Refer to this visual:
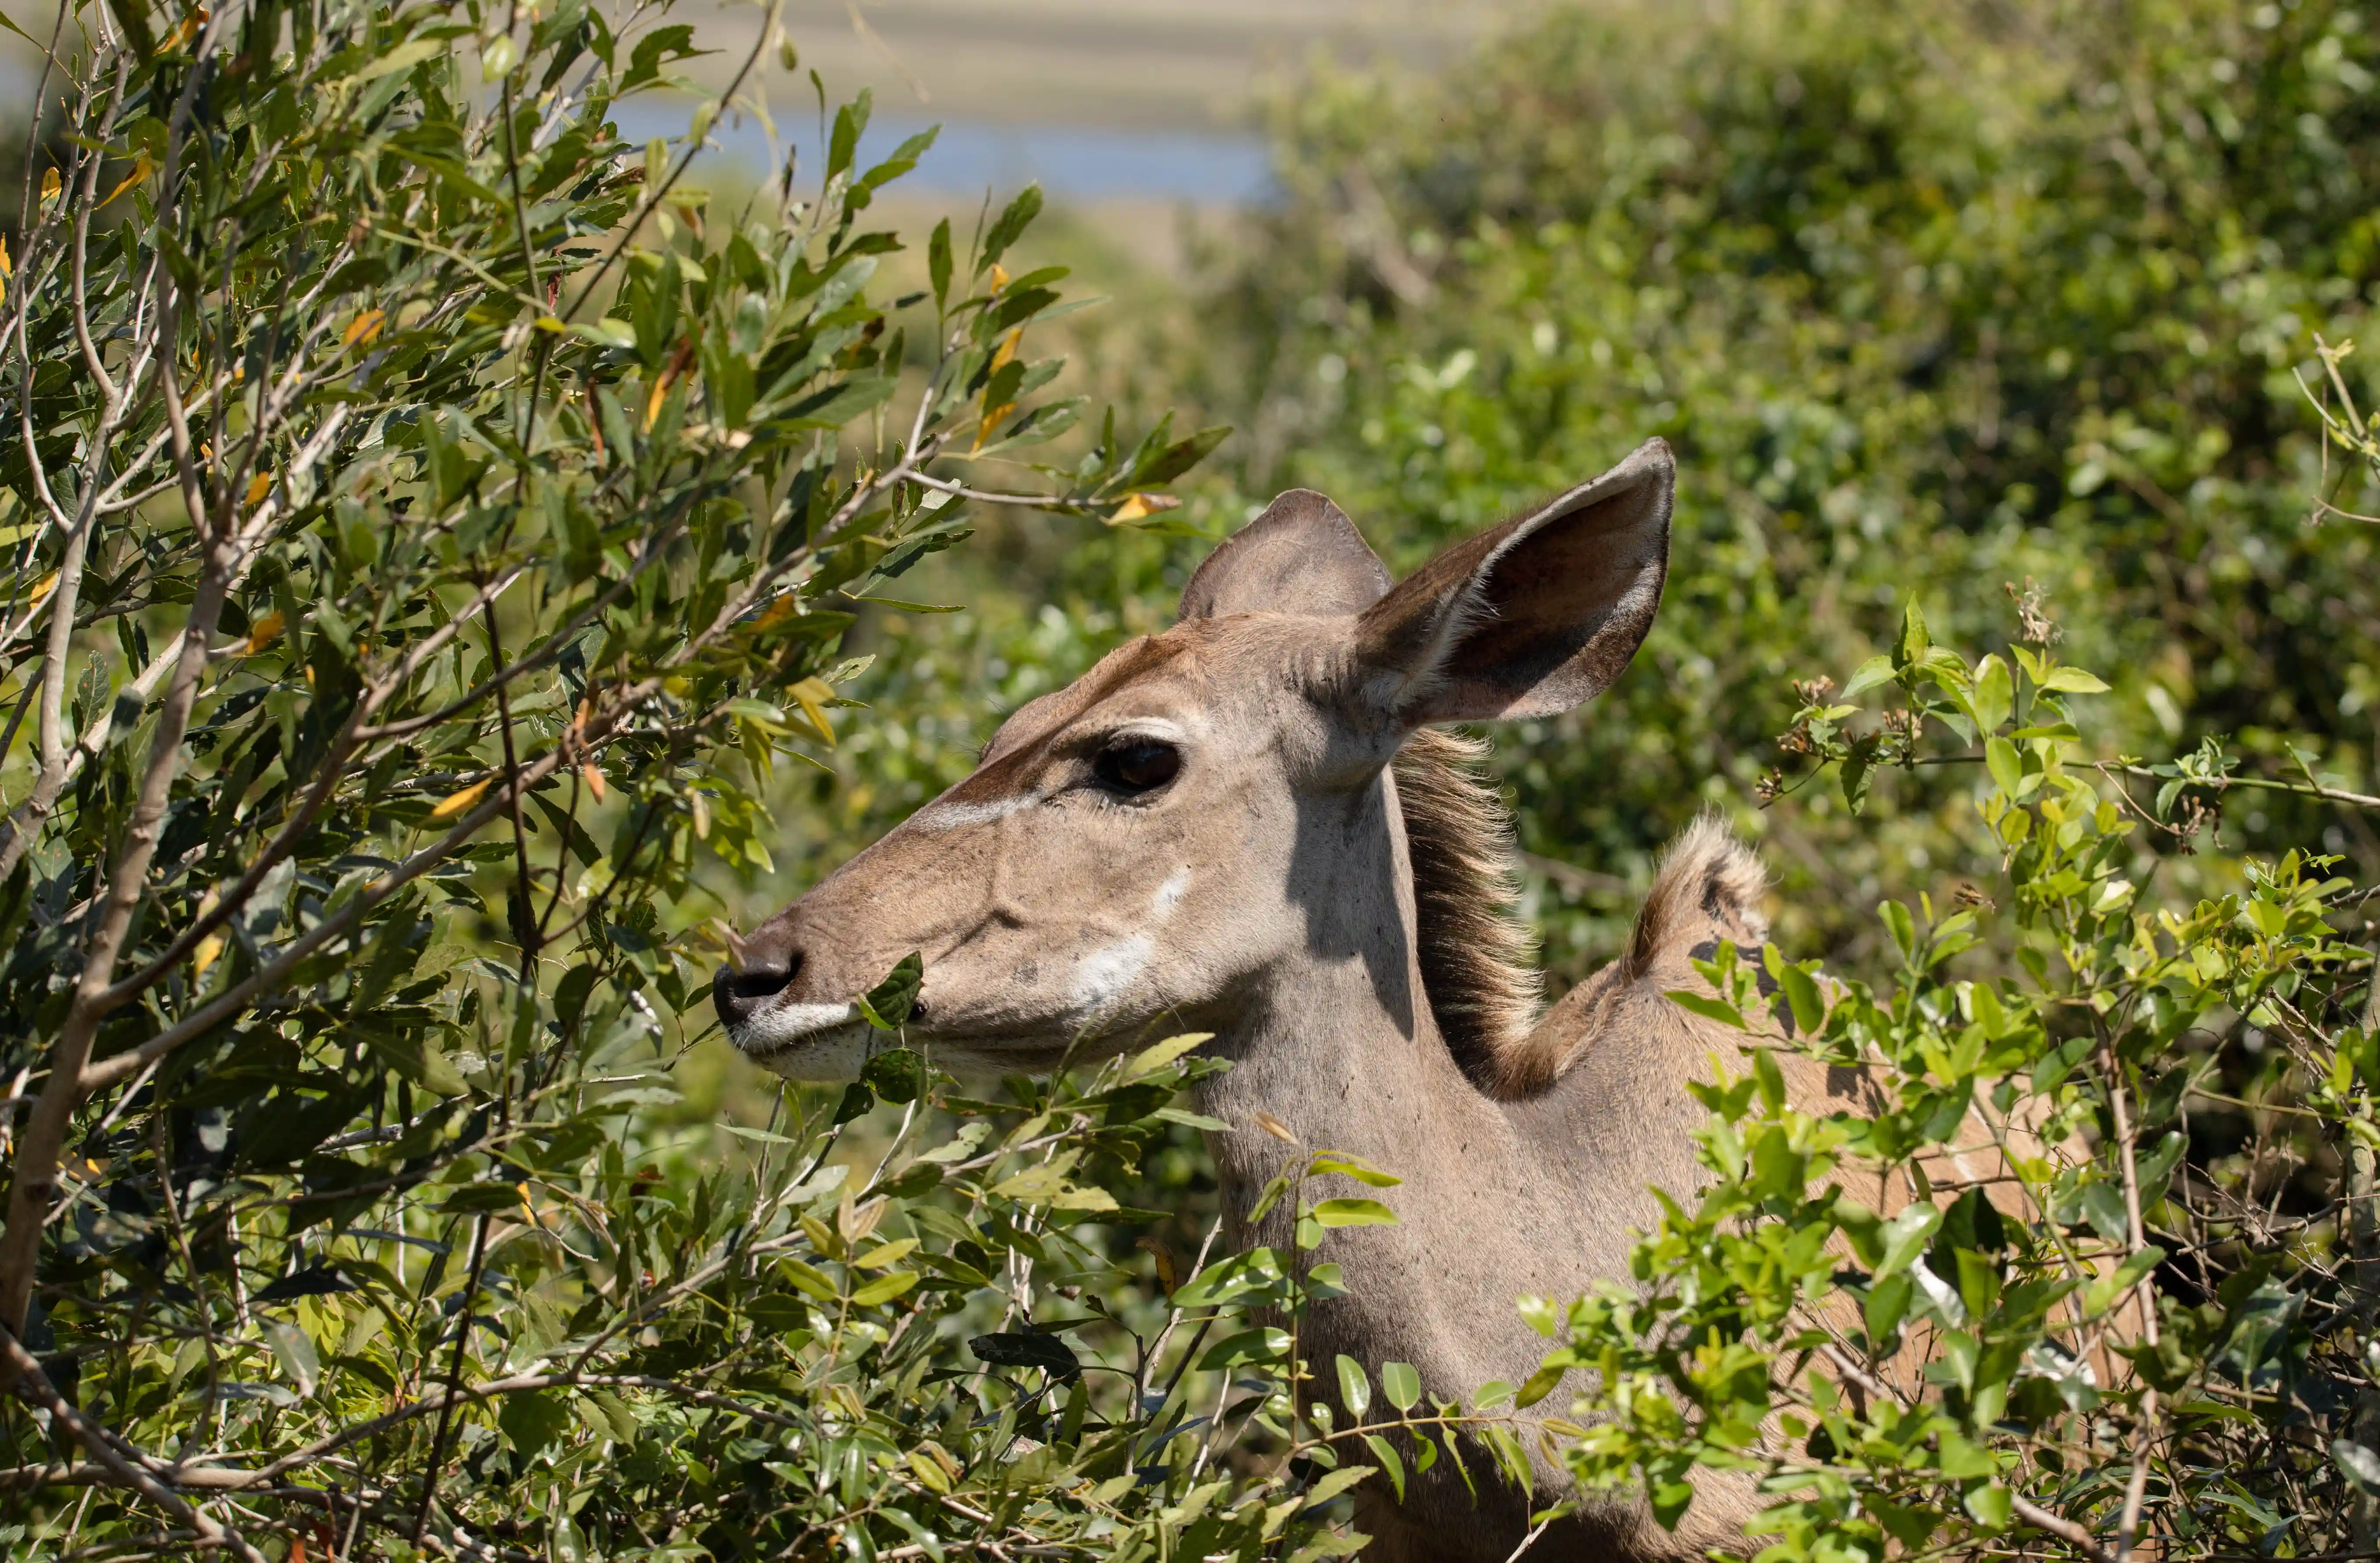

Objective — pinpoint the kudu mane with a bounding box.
[1395,725,1773,1097]
[1391,726,1541,1086]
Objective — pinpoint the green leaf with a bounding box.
[1984,736,2023,799]
[780,1260,840,1301]
[1336,1354,1372,1417]
[354,37,444,82]
[970,1331,1080,1380]
[262,1321,319,1397]
[1970,653,2013,732]
[1120,1031,1212,1083]
[500,1390,570,1459]
[849,1269,919,1307]
[1197,1327,1290,1370]
[2038,665,2110,694]
[827,88,871,180]
[1309,1198,1399,1229]
[978,184,1044,274]
[1664,989,1747,1029]
[1875,1203,1942,1279]
[1964,1480,2013,1528]
[928,218,952,305]
[1880,899,1918,964]
[1895,599,1929,665]
[2084,1246,2165,1318]
[1379,1361,1421,1412]
[1305,1465,1376,1507]
[1840,654,1897,700]
[1514,1360,1567,1408]
[1777,962,1824,1035]
[1362,1435,1406,1500]
[1306,1151,1401,1188]
[861,1048,928,1104]
[856,951,922,1028]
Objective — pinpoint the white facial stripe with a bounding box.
[1152,868,1190,917]
[912,792,1038,832]
[1071,933,1152,1016]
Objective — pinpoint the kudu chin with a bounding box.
[713,440,2009,1562]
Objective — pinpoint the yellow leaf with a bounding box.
[191,934,224,984]
[245,610,284,653]
[99,153,153,209]
[1253,1111,1299,1143]
[689,788,710,838]
[40,168,60,206]
[245,471,270,507]
[644,373,668,432]
[973,328,1025,451]
[581,763,606,803]
[534,314,566,333]
[342,308,385,348]
[789,676,836,746]
[431,776,493,818]
[28,571,58,609]
[1110,492,1180,524]
[0,235,11,277]
[158,4,209,53]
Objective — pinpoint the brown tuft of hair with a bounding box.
[1620,813,1769,985]
[1393,727,1543,1087]
[1396,746,1770,1098]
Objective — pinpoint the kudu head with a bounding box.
[715,439,1674,1079]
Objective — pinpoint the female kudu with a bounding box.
[714,440,1810,1561]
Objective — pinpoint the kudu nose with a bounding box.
[712,940,801,1030]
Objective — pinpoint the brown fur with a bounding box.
[721,442,1880,1561]
[1413,800,1773,1100]
[1393,726,1543,1088]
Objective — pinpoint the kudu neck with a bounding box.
[1191,766,1512,1228]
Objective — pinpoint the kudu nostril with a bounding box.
[711,948,801,1028]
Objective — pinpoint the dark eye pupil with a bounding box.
[1098,739,1180,792]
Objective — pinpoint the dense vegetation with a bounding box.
[778,0,2380,1553]
[7,0,2380,1558]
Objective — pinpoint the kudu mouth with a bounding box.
[710,932,875,1071]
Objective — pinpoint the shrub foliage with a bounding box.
[10,0,2380,1560]
[0,2,1350,1558]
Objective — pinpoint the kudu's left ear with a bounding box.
[1351,438,1673,724]
[1180,489,1393,619]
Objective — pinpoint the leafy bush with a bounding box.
[729,1,2380,1556]
[1510,602,2379,1556]
[16,0,2380,1559]
[0,3,1338,1558]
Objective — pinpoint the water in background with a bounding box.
[611,99,1276,207]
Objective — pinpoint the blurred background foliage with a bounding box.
[752,0,2380,999]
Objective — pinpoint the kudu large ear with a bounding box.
[1351,438,1673,724]
[1180,489,1393,619]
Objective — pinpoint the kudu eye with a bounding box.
[1093,737,1181,795]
